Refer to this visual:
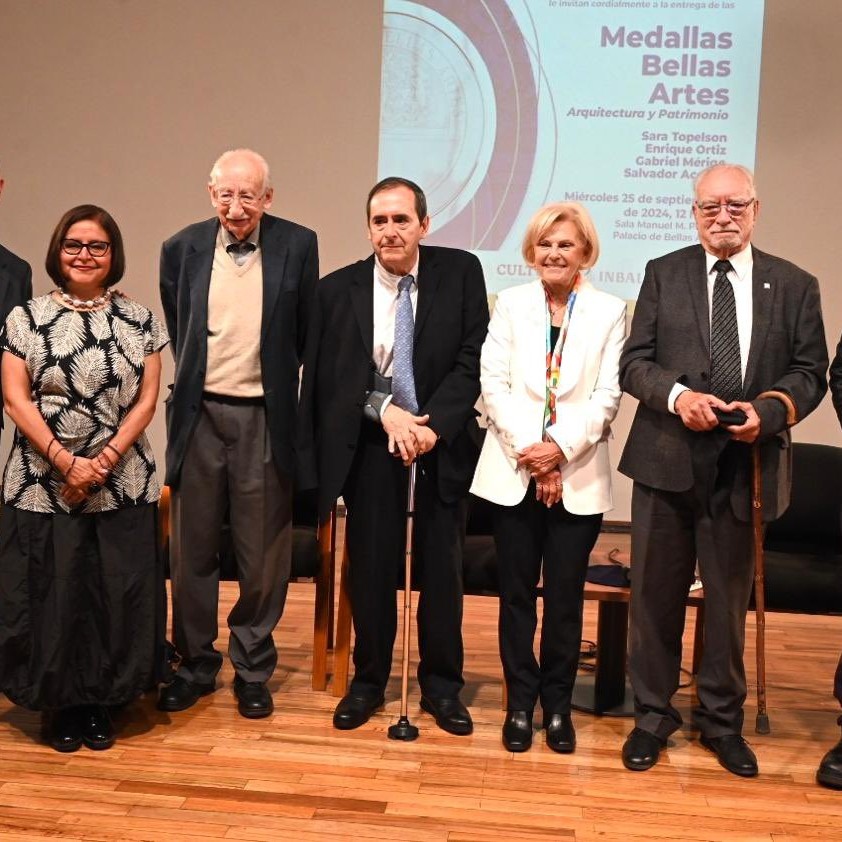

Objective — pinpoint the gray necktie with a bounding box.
[709,259,742,402]
[392,275,418,414]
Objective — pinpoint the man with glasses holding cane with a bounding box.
[618,163,827,777]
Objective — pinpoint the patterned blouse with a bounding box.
[2,293,169,514]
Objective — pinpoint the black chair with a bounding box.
[761,442,842,614]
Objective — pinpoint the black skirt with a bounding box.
[0,503,166,711]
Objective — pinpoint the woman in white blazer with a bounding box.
[471,202,626,753]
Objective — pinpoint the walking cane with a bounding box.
[750,443,770,735]
[388,460,420,741]
[751,390,797,735]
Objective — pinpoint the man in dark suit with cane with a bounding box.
[619,163,827,777]
[299,177,488,734]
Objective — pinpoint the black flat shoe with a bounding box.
[333,693,385,730]
[817,737,842,789]
[544,713,575,754]
[502,710,533,752]
[700,734,758,777]
[46,708,83,753]
[157,676,216,712]
[234,678,273,719]
[622,727,665,771]
[420,696,473,736]
[81,705,115,751]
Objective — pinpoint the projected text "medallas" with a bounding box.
[601,25,733,106]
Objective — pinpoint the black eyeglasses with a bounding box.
[694,199,756,219]
[61,239,111,257]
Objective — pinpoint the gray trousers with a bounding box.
[170,398,292,685]
[628,479,753,741]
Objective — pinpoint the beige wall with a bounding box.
[1,0,839,519]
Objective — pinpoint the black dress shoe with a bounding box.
[420,696,473,736]
[234,678,273,719]
[544,713,576,754]
[333,693,385,730]
[622,727,664,771]
[700,734,758,777]
[157,676,216,712]
[502,710,533,752]
[45,708,83,753]
[81,705,115,750]
[817,737,842,789]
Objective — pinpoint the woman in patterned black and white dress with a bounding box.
[0,205,169,752]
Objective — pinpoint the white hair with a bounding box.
[693,163,757,199]
[209,149,271,193]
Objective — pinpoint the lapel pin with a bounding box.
[763,283,770,289]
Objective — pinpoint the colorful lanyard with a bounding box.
[543,279,578,430]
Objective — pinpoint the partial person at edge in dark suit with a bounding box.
[816,337,842,788]
[0,164,34,435]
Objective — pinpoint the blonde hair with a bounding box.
[521,202,600,269]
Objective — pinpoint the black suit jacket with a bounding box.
[299,245,489,518]
[826,335,842,430]
[159,214,318,487]
[0,243,33,431]
[618,244,828,521]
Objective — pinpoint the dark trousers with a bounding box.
[628,479,754,740]
[342,424,466,700]
[170,398,292,685]
[494,487,602,714]
[834,655,842,711]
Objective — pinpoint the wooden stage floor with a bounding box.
[1,553,842,840]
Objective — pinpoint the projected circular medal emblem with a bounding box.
[379,0,538,250]
[379,2,496,233]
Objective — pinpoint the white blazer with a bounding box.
[470,279,627,515]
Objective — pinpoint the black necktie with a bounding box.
[709,259,742,402]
